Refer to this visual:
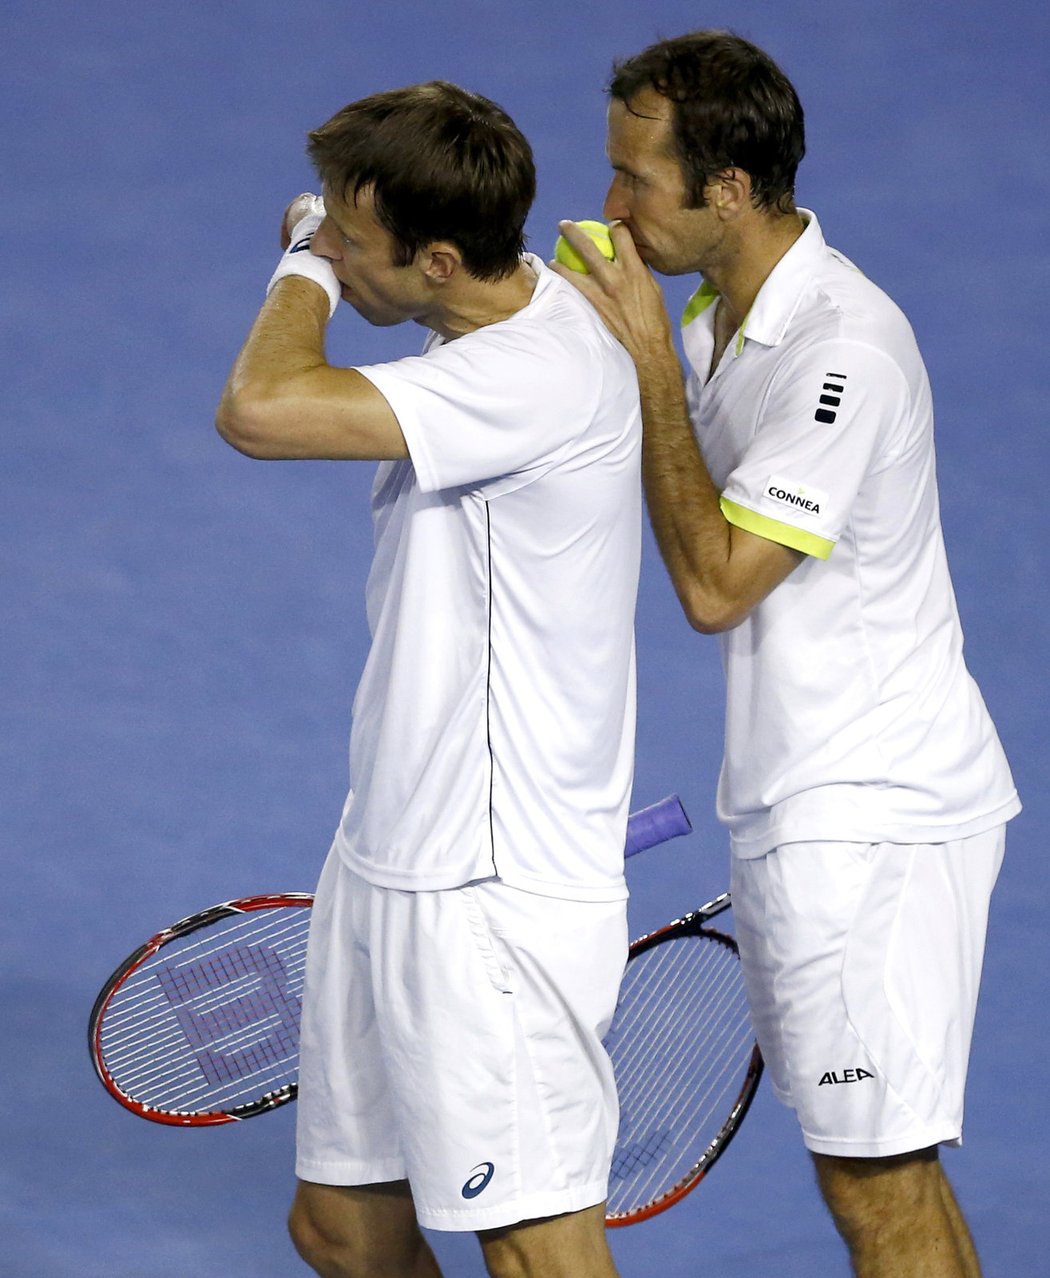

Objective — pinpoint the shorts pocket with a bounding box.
[461,888,515,995]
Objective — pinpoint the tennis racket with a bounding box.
[603,892,763,1226]
[89,794,693,1129]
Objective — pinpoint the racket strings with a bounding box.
[102,912,308,1052]
[611,936,741,1095]
[604,930,755,1216]
[614,953,749,1136]
[103,909,307,1023]
[97,906,311,1114]
[102,911,307,1052]
[101,995,303,1111]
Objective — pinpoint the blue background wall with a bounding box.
[2,1,1046,1272]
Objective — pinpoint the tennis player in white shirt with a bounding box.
[218,81,641,1278]
[555,30,1020,1278]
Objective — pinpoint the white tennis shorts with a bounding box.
[295,846,628,1231]
[730,827,1006,1158]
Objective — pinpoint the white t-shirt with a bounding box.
[332,256,642,898]
[682,213,1019,857]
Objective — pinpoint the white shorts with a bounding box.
[730,827,1005,1158]
[295,846,628,1231]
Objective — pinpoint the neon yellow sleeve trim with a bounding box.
[720,497,835,560]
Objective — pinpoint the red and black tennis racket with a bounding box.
[89,891,313,1127]
[603,892,763,1226]
[89,794,761,1225]
[88,795,693,1128]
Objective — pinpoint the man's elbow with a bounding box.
[215,388,284,459]
[672,537,801,633]
[678,585,750,634]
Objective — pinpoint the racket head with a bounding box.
[86,797,689,1129]
[89,893,313,1126]
[604,899,763,1226]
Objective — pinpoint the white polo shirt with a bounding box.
[332,256,642,899]
[682,212,1019,857]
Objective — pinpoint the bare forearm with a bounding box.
[216,279,331,458]
[232,277,329,384]
[639,353,803,629]
[551,220,802,628]
[635,350,760,633]
[215,275,405,462]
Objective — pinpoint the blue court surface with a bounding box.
[3,1,1047,1273]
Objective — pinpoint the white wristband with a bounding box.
[266,211,341,318]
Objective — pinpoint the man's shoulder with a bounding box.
[805,244,913,339]
[771,247,922,388]
[499,263,640,394]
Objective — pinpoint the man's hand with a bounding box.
[280,192,326,250]
[549,220,676,366]
[216,190,407,463]
[267,193,340,318]
[551,219,801,632]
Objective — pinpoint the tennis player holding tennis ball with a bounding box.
[553,31,1020,1278]
[217,82,640,1278]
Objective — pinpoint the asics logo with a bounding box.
[289,235,314,254]
[461,1162,495,1199]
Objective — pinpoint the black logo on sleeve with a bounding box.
[815,372,847,424]
[818,1067,875,1085]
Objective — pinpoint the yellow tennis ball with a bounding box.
[554,220,615,273]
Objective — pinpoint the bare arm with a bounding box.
[215,197,407,462]
[551,221,800,632]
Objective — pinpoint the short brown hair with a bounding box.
[307,81,536,281]
[610,31,805,213]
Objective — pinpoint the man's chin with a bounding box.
[344,295,406,328]
[632,244,675,276]
[641,252,695,278]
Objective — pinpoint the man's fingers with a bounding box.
[555,220,619,277]
[281,193,325,249]
[548,258,605,303]
[607,220,643,268]
[554,219,654,291]
[551,217,672,362]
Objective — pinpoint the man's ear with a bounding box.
[420,243,462,283]
[708,168,753,219]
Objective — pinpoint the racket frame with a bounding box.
[90,821,759,1222]
[88,893,313,1127]
[88,795,691,1128]
[604,893,764,1227]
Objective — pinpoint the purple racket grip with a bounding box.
[624,794,691,858]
